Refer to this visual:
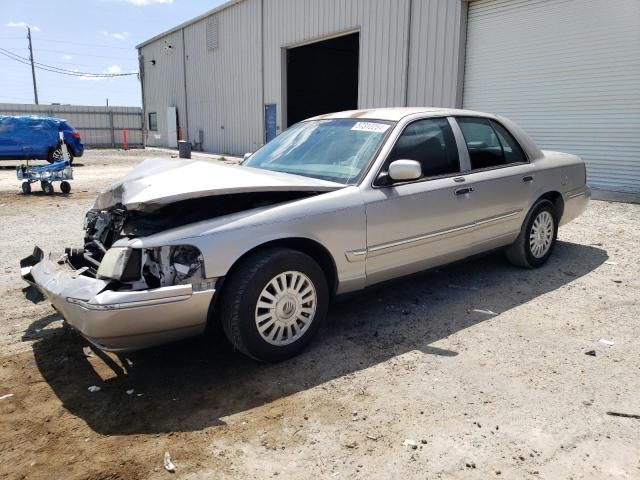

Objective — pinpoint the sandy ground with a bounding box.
[0,150,639,479]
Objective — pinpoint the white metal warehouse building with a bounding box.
[136,0,640,194]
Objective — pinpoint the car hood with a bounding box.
[92,158,344,211]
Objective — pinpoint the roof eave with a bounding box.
[135,0,245,50]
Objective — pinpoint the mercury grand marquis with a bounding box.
[21,108,590,361]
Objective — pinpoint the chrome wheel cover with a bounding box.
[255,271,317,346]
[529,210,554,258]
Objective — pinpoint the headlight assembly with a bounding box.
[96,248,141,281]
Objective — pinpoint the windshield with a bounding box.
[243,119,393,184]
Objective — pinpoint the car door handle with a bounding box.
[522,175,534,183]
[455,187,474,196]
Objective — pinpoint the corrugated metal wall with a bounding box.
[183,0,263,154]
[140,30,187,148]
[0,103,143,147]
[463,0,640,193]
[139,0,464,155]
[407,0,464,107]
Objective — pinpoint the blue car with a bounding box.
[0,115,84,164]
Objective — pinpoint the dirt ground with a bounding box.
[0,150,639,480]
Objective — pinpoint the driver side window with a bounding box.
[386,117,460,179]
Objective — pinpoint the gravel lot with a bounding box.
[0,150,639,479]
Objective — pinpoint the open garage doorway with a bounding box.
[286,32,359,127]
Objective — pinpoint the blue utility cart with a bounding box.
[17,159,73,194]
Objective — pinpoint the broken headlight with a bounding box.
[96,247,142,282]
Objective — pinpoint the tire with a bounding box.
[220,248,329,362]
[506,199,558,268]
[21,182,31,194]
[60,181,71,194]
[41,181,54,195]
[47,144,74,165]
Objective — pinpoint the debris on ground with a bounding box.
[584,350,596,357]
[163,451,176,472]
[472,308,498,316]
[604,261,618,265]
[126,389,134,395]
[448,284,478,291]
[87,386,101,393]
[0,393,14,400]
[403,439,418,450]
[598,339,615,347]
[606,411,640,420]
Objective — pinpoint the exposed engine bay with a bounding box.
[64,191,321,291]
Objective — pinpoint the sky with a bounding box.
[0,0,227,106]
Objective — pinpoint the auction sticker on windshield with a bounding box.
[351,122,390,133]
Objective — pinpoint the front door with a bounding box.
[363,117,476,286]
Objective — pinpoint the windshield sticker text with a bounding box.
[351,122,390,133]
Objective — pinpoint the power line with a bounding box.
[0,48,138,77]
[0,36,135,50]
[34,38,135,50]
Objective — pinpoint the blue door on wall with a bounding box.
[264,104,277,143]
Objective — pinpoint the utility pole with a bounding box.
[27,26,39,104]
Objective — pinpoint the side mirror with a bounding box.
[243,152,252,161]
[388,159,422,182]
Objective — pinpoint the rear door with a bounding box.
[363,117,476,285]
[0,117,23,158]
[452,116,535,250]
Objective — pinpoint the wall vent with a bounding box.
[206,15,219,50]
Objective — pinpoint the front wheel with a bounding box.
[220,248,329,362]
[506,199,558,268]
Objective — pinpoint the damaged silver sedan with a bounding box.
[21,108,590,361]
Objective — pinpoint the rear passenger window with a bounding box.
[457,117,526,170]
[386,117,460,178]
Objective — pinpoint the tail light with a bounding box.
[70,131,81,139]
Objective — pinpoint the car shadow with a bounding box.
[26,240,607,435]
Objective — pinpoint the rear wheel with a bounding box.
[47,144,74,165]
[506,199,558,268]
[60,181,71,194]
[220,248,328,362]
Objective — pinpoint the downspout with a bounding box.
[261,0,265,145]
[181,28,190,141]
[403,0,413,107]
[455,0,469,109]
[138,50,147,147]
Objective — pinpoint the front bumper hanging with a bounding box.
[20,247,215,351]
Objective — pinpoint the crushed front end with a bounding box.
[20,205,217,351]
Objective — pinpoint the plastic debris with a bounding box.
[126,389,135,395]
[163,451,176,472]
[472,308,498,316]
[0,393,14,400]
[604,261,618,265]
[87,386,101,392]
[584,350,596,357]
[403,439,418,449]
[598,339,614,347]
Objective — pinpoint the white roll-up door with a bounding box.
[463,0,640,193]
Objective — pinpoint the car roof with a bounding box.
[0,115,65,123]
[308,107,495,122]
